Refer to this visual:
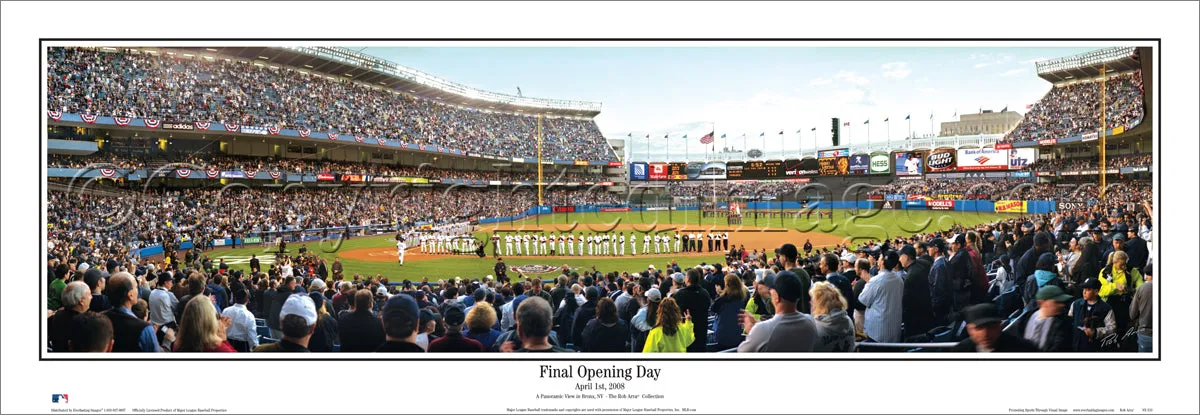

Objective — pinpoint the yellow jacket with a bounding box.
[1098,266,1143,301]
[642,321,694,353]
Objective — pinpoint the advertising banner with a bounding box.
[1057,201,1087,211]
[1082,132,1099,142]
[956,148,1007,171]
[1007,148,1036,170]
[648,163,669,180]
[935,193,964,200]
[994,200,1028,213]
[994,143,1013,150]
[243,236,262,245]
[818,157,848,176]
[867,194,884,200]
[1111,126,1125,135]
[1038,138,1058,146]
[907,194,926,200]
[690,162,727,180]
[817,148,850,158]
[879,200,900,210]
[904,200,926,209]
[1012,171,1032,178]
[869,153,890,174]
[573,160,589,166]
[848,154,870,174]
[161,121,195,131]
[553,206,576,213]
[895,151,925,176]
[316,173,336,181]
[666,162,688,180]
[725,161,745,179]
[607,161,623,167]
[1035,171,1056,177]
[927,199,955,210]
[630,162,648,181]
[339,174,368,182]
[926,149,957,172]
[600,207,631,212]
[220,171,245,179]
[240,126,268,135]
[885,193,905,201]
[782,158,819,177]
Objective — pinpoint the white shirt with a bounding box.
[221,303,259,348]
[396,241,406,251]
[858,269,905,343]
[148,287,178,325]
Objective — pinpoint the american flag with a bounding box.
[699,132,715,144]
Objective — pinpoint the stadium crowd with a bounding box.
[1028,153,1152,172]
[867,178,1056,200]
[46,47,615,161]
[49,153,608,183]
[47,188,1153,353]
[1001,71,1144,145]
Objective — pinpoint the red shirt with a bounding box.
[173,340,237,353]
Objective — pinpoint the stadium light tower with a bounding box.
[1099,65,1107,199]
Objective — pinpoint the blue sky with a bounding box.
[362,46,1096,158]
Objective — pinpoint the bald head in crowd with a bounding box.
[106,272,138,309]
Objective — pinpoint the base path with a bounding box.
[338,227,846,263]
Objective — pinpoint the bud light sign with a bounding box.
[926,149,956,172]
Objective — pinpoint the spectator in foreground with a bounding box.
[898,244,935,339]
[1069,278,1115,352]
[502,297,569,352]
[1011,285,1075,352]
[49,281,92,352]
[1128,267,1152,353]
[254,294,317,352]
[951,304,1039,353]
[337,289,385,352]
[377,294,424,352]
[307,292,338,353]
[175,295,236,353]
[1023,253,1067,311]
[69,312,115,353]
[464,302,502,351]
[571,287,600,348]
[642,297,694,353]
[148,275,178,328]
[428,307,484,352]
[579,297,628,352]
[671,268,712,353]
[859,252,905,343]
[629,288,661,352]
[809,281,856,352]
[710,273,748,351]
[221,289,258,352]
[737,271,818,352]
[103,272,158,352]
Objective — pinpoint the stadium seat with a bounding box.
[260,336,279,345]
[255,318,267,327]
[256,326,271,338]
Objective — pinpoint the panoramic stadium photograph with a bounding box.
[42,42,1154,357]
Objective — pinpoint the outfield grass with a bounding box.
[205,209,1016,282]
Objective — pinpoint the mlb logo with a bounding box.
[51,394,68,404]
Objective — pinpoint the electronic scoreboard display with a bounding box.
[666,162,688,180]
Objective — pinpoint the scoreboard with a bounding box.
[726,160,782,179]
[666,162,688,180]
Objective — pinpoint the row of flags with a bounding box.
[629,105,1032,144]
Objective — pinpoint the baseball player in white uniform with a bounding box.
[674,232,682,253]
[557,234,565,256]
[619,233,627,256]
[396,238,407,266]
[576,233,584,256]
[540,234,548,256]
[505,234,514,256]
[642,233,651,254]
[523,234,531,256]
[567,234,575,256]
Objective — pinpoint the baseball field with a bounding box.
[202,208,1015,282]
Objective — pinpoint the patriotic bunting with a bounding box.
[114,117,131,126]
[47,110,63,121]
[298,127,311,138]
[81,114,98,124]
[267,126,280,135]
[224,123,240,132]
[144,119,160,129]
[195,121,211,130]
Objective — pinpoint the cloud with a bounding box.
[834,70,870,86]
[971,53,1013,69]
[880,62,911,79]
[1022,57,1048,64]
[998,68,1027,77]
[808,77,832,86]
[917,87,938,94]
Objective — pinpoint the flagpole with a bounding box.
[886,119,890,142]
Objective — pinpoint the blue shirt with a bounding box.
[928,257,951,317]
[859,270,905,343]
[115,307,160,352]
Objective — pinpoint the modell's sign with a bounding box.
[161,122,195,131]
[1038,138,1058,146]
[927,199,954,210]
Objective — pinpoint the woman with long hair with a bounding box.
[579,297,628,352]
[1099,250,1143,337]
[810,282,856,352]
[307,291,338,352]
[710,274,747,350]
[629,288,661,352]
[174,297,235,352]
[642,297,694,353]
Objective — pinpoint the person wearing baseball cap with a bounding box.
[737,270,818,352]
[897,244,935,337]
[1021,252,1067,311]
[1068,278,1115,352]
[1010,285,1075,351]
[951,303,1039,352]
[428,306,484,352]
[859,251,905,343]
[377,294,424,352]
[254,294,317,352]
